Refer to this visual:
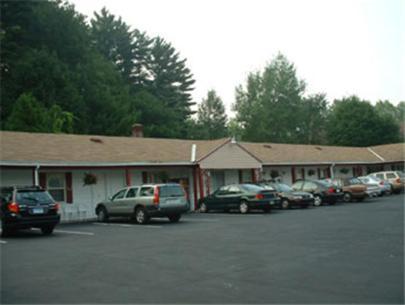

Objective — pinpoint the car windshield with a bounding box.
[274,183,293,192]
[240,184,263,192]
[349,178,362,184]
[16,191,53,204]
[396,171,405,178]
[159,185,184,197]
[259,184,276,191]
[317,180,332,187]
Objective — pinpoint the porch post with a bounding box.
[198,167,204,199]
[291,167,296,183]
[125,168,131,186]
[192,166,198,210]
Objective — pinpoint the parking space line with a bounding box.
[92,222,162,229]
[0,240,7,244]
[54,229,95,236]
[30,228,95,236]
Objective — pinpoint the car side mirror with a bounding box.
[108,196,113,201]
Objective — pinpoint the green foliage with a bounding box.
[5,93,74,133]
[326,96,400,146]
[233,53,310,143]
[195,90,228,139]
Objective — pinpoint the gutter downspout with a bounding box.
[330,163,335,179]
[191,144,197,163]
[34,165,40,186]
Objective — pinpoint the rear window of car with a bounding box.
[16,191,53,204]
[386,173,397,179]
[240,184,263,192]
[274,183,293,192]
[159,185,184,198]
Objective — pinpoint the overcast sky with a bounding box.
[70,0,404,115]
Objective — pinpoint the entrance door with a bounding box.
[211,171,225,192]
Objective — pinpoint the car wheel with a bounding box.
[313,195,322,207]
[168,214,181,223]
[281,199,290,209]
[200,202,209,213]
[97,207,109,222]
[135,207,149,224]
[343,192,352,203]
[41,225,55,235]
[239,201,249,214]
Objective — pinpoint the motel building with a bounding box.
[0,126,403,222]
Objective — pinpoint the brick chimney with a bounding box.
[131,124,144,138]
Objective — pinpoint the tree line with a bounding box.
[1,1,403,147]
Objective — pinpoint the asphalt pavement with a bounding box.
[1,194,403,304]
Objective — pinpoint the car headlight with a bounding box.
[308,194,314,198]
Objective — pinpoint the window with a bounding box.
[386,173,396,179]
[140,187,154,197]
[112,189,126,201]
[292,181,304,190]
[376,174,384,180]
[126,187,139,198]
[47,174,65,202]
[303,182,317,192]
[228,185,241,193]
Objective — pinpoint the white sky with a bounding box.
[70,0,404,115]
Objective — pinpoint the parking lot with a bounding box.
[1,195,403,304]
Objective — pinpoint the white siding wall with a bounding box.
[0,169,33,186]
[224,170,239,185]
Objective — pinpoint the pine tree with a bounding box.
[196,90,228,139]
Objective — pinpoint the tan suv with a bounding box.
[95,183,189,224]
[370,171,404,194]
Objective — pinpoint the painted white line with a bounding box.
[0,240,7,244]
[54,229,95,236]
[92,222,162,229]
[184,219,219,222]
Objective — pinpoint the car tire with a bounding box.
[168,214,181,223]
[239,201,249,214]
[134,207,149,224]
[200,202,209,213]
[96,207,109,222]
[41,225,55,235]
[313,195,322,207]
[343,192,352,203]
[281,199,290,209]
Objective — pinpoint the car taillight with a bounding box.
[54,202,60,211]
[327,187,335,194]
[256,193,264,200]
[8,202,19,213]
[396,178,401,183]
[380,181,384,185]
[153,187,160,205]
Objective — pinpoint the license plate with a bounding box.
[32,208,44,214]
[336,189,341,193]
[269,200,275,205]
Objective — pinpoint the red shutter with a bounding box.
[251,169,257,183]
[65,172,73,203]
[39,173,47,189]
